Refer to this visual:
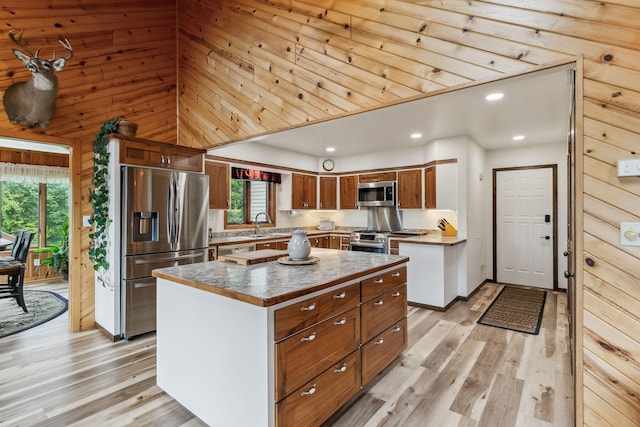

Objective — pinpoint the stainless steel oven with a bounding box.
[349,230,390,254]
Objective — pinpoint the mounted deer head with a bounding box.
[2,29,73,128]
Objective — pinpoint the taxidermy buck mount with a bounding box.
[2,29,73,128]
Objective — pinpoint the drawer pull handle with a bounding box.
[301,332,316,342]
[392,326,401,333]
[392,291,401,297]
[333,292,346,299]
[374,278,384,284]
[334,363,347,373]
[373,300,384,307]
[300,303,316,312]
[334,318,346,326]
[301,384,316,396]
[392,272,401,277]
[374,338,384,345]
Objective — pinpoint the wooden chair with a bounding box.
[0,230,24,261]
[0,231,35,312]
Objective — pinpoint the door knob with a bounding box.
[563,250,571,256]
[540,235,550,240]
[564,271,574,278]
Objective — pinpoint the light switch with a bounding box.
[620,222,640,246]
[617,159,640,177]
[82,215,92,227]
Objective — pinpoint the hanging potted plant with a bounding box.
[88,116,125,287]
[34,216,69,280]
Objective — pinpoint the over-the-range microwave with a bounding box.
[357,181,396,207]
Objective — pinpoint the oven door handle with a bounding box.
[350,241,385,248]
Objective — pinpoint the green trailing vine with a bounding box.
[89,116,123,287]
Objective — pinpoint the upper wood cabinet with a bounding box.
[319,176,337,210]
[359,171,397,183]
[397,169,422,209]
[291,173,317,209]
[339,175,358,209]
[205,161,230,209]
[424,162,457,209]
[119,140,204,172]
[424,166,436,209]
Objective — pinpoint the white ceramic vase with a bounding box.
[288,229,311,260]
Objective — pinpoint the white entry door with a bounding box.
[496,167,555,289]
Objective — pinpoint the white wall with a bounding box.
[485,142,568,290]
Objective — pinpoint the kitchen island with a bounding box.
[152,248,409,427]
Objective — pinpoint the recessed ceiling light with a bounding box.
[513,135,525,141]
[410,133,422,139]
[326,147,335,152]
[486,92,504,101]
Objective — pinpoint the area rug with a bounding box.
[477,286,547,335]
[0,290,68,338]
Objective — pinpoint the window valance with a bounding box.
[231,167,281,183]
[0,162,69,184]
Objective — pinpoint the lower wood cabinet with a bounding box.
[274,266,407,427]
[275,307,360,401]
[361,317,407,385]
[276,350,361,427]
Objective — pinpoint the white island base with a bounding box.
[157,279,275,426]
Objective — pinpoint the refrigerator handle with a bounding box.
[167,173,174,248]
[172,173,179,249]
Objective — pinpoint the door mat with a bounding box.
[0,290,68,338]
[477,286,546,335]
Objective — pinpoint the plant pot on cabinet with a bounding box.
[117,120,138,137]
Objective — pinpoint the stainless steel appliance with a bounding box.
[357,181,396,207]
[349,229,391,253]
[349,206,403,253]
[121,166,209,339]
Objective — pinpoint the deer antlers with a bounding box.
[8,28,73,60]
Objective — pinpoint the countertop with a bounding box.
[152,248,408,307]
[389,234,466,246]
[209,229,350,246]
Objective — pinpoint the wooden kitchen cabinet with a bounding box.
[359,171,397,183]
[256,241,277,250]
[205,161,230,209]
[329,235,341,249]
[424,166,436,209]
[397,169,422,209]
[424,162,457,209]
[361,318,407,385]
[292,173,317,209]
[319,176,337,210]
[119,139,204,172]
[339,175,358,209]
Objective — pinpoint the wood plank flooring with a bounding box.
[0,281,573,426]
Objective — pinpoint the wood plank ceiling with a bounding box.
[0,0,638,425]
[176,1,640,425]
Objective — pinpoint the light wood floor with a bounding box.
[0,281,573,426]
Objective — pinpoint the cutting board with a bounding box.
[218,249,289,265]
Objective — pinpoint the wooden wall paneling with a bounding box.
[1,0,178,333]
[176,1,640,423]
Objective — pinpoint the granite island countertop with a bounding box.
[152,248,408,307]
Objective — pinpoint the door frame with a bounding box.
[492,164,559,290]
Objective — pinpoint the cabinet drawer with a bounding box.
[276,350,361,427]
[275,284,360,341]
[361,285,407,343]
[361,266,406,302]
[275,307,360,401]
[361,317,407,385]
[256,241,277,250]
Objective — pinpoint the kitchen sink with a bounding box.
[269,232,291,237]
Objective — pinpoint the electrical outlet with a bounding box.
[33,258,40,266]
[620,222,640,246]
[617,159,640,177]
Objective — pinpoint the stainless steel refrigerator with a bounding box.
[121,166,209,339]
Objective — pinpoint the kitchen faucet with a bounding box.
[254,211,271,235]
